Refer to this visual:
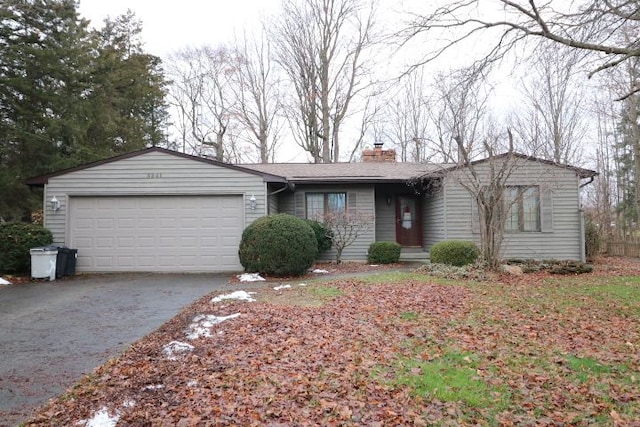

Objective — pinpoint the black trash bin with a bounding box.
[55,247,69,279]
[53,246,78,278]
[65,248,78,276]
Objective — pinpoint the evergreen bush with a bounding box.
[584,216,601,262]
[430,240,480,267]
[304,219,333,253]
[0,222,53,274]
[367,241,401,264]
[238,214,318,276]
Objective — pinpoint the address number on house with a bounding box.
[145,173,163,179]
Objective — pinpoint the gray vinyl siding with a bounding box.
[279,184,375,261]
[374,185,397,243]
[374,193,395,242]
[423,185,446,251]
[43,150,266,245]
[267,185,280,215]
[443,160,584,261]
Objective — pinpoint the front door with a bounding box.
[396,195,422,247]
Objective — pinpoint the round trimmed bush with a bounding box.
[430,240,480,267]
[304,219,333,253]
[367,241,401,264]
[0,222,53,274]
[239,214,318,276]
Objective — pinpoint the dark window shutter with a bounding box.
[295,192,305,218]
[347,192,357,211]
[471,193,480,234]
[541,188,553,232]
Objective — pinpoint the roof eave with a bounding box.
[25,147,288,186]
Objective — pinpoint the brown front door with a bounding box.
[396,195,422,247]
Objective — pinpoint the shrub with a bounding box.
[430,240,480,267]
[304,219,333,254]
[238,214,318,276]
[367,241,401,264]
[584,216,601,262]
[0,222,53,274]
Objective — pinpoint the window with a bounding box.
[505,186,540,232]
[306,192,346,220]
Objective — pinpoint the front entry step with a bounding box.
[399,248,429,263]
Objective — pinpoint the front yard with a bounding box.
[28,259,639,426]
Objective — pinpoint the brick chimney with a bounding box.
[362,142,396,162]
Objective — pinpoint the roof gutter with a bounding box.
[579,176,595,188]
[268,181,295,196]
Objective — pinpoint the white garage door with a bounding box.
[69,195,243,272]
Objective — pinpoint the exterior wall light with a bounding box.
[249,194,257,210]
[51,196,61,212]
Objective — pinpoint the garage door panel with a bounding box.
[70,196,243,272]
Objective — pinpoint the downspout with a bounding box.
[578,176,595,262]
[579,208,586,263]
[442,178,448,241]
[268,181,294,196]
[579,176,594,189]
[266,182,295,215]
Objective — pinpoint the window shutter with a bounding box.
[347,192,357,211]
[471,196,480,234]
[295,192,305,218]
[540,189,553,232]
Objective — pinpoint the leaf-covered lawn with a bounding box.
[28,261,640,426]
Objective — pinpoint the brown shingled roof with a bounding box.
[241,162,449,183]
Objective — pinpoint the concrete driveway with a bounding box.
[0,272,247,426]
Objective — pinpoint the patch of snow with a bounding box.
[298,283,307,287]
[211,290,256,303]
[273,284,291,291]
[237,273,265,282]
[368,264,380,267]
[311,269,329,274]
[0,277,10,285]
[144,384,164,390]
[187,380,199,387]
[186,313,241,340]
[77,407,119,427]
[162,340,195,360]
[122,400,136,408]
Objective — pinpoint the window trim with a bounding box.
[505,185,541,233]
[305,192,347,221]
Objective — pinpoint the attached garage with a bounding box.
[69,195,244,272]
[27,148,285,273]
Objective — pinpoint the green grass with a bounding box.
[400,311,419,320]
[392,351,510,409]
[307,285,343,299]
[366,271,640,424]
[359,271,463,286]
[566,355,613,375]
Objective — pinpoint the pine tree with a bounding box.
[0,0,93,220]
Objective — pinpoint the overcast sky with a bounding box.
[77,0,282,59]
[74,0,534,162]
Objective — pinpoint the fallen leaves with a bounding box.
[24,258,640,425]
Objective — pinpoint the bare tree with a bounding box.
[347,97,384,162]
[384,69,431,162]
[322,210,374,263]
[231,30,283,163]
[589,93,619,238]
[427,65,492,163]
[167,45,238,160]
[274,0,377,163]
[510,45,588,164]
[454,129,528,270]
[402,0,640,98]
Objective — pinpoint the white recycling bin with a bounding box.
[30,246,59,281]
